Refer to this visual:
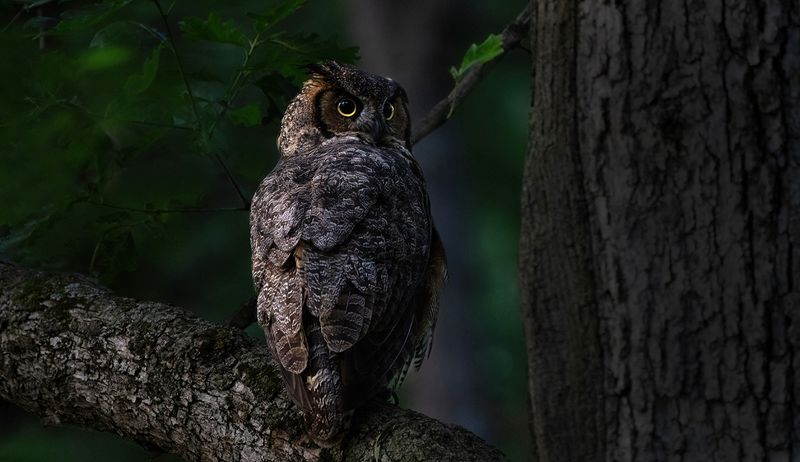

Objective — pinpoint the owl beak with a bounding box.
[367,118,386,143]
[356,107,386,144]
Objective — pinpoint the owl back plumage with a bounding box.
[250,62,445,446]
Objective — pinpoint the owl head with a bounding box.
[278,61,411,156]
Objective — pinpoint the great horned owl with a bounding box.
[249,61,446,446]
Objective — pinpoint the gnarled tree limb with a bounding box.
[0,263,503,461]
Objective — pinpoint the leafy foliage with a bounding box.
[180,13,249,47]
[1,2,533,459]
[449,33,503,81]
[0,0,358,281]
[124,45,163,96]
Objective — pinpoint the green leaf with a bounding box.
[124,46,162,96]
[90,20,161,48]
[249,0,308,32]
[180,13,248,47]
[269,32,358,62]
[229,103,262,127]
[47,0,135,36]
[449,34,503,81]
[258,32,359,82]
[80,45,132,71]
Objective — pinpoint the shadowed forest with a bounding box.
[3,0,798,461]
[0,0,531,460]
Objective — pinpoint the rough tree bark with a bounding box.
[0,263,504,461]
[519,0,604,460]
[521,0,800,461]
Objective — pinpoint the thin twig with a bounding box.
[411,5,531,145]
[2,6,24,32]
[206,33,261,209]
[37,7,45,50]
[87,201,248,215]
[206,33,263,139]
[203,34,264,211]
[151,0,251,210]
[152,0,202,134]
[204,34,264,210]
[212,152,251,209]
[225,297,258,329]
[125,120,193,130]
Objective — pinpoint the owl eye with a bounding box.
[337,98,358,117]
[384,102,395,121]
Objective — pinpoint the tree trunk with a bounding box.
[520,0,800,461]
[0,263,503,461]
[519,0,604,460]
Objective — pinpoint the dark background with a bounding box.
[0,0,531,460]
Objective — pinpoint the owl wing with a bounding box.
[300,144,430,355]
[411,226,447,368]
[300,150,434,409]
[337,224,446,409]
[251,146,431,418]
[250,164,310,382]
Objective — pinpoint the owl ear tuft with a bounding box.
[307,61,340,82]
[307,63,329,81]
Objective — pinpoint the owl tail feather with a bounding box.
[302,321,352,447]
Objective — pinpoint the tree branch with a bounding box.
[225,297,257,330]
[87,200,248,215]
[0,263,503,461]
[411,5,531,145]
[211,151,251,209]
[153,0,202,134]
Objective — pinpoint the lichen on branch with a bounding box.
[0,263,503,461]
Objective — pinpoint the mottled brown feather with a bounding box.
[250,61,443,446]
